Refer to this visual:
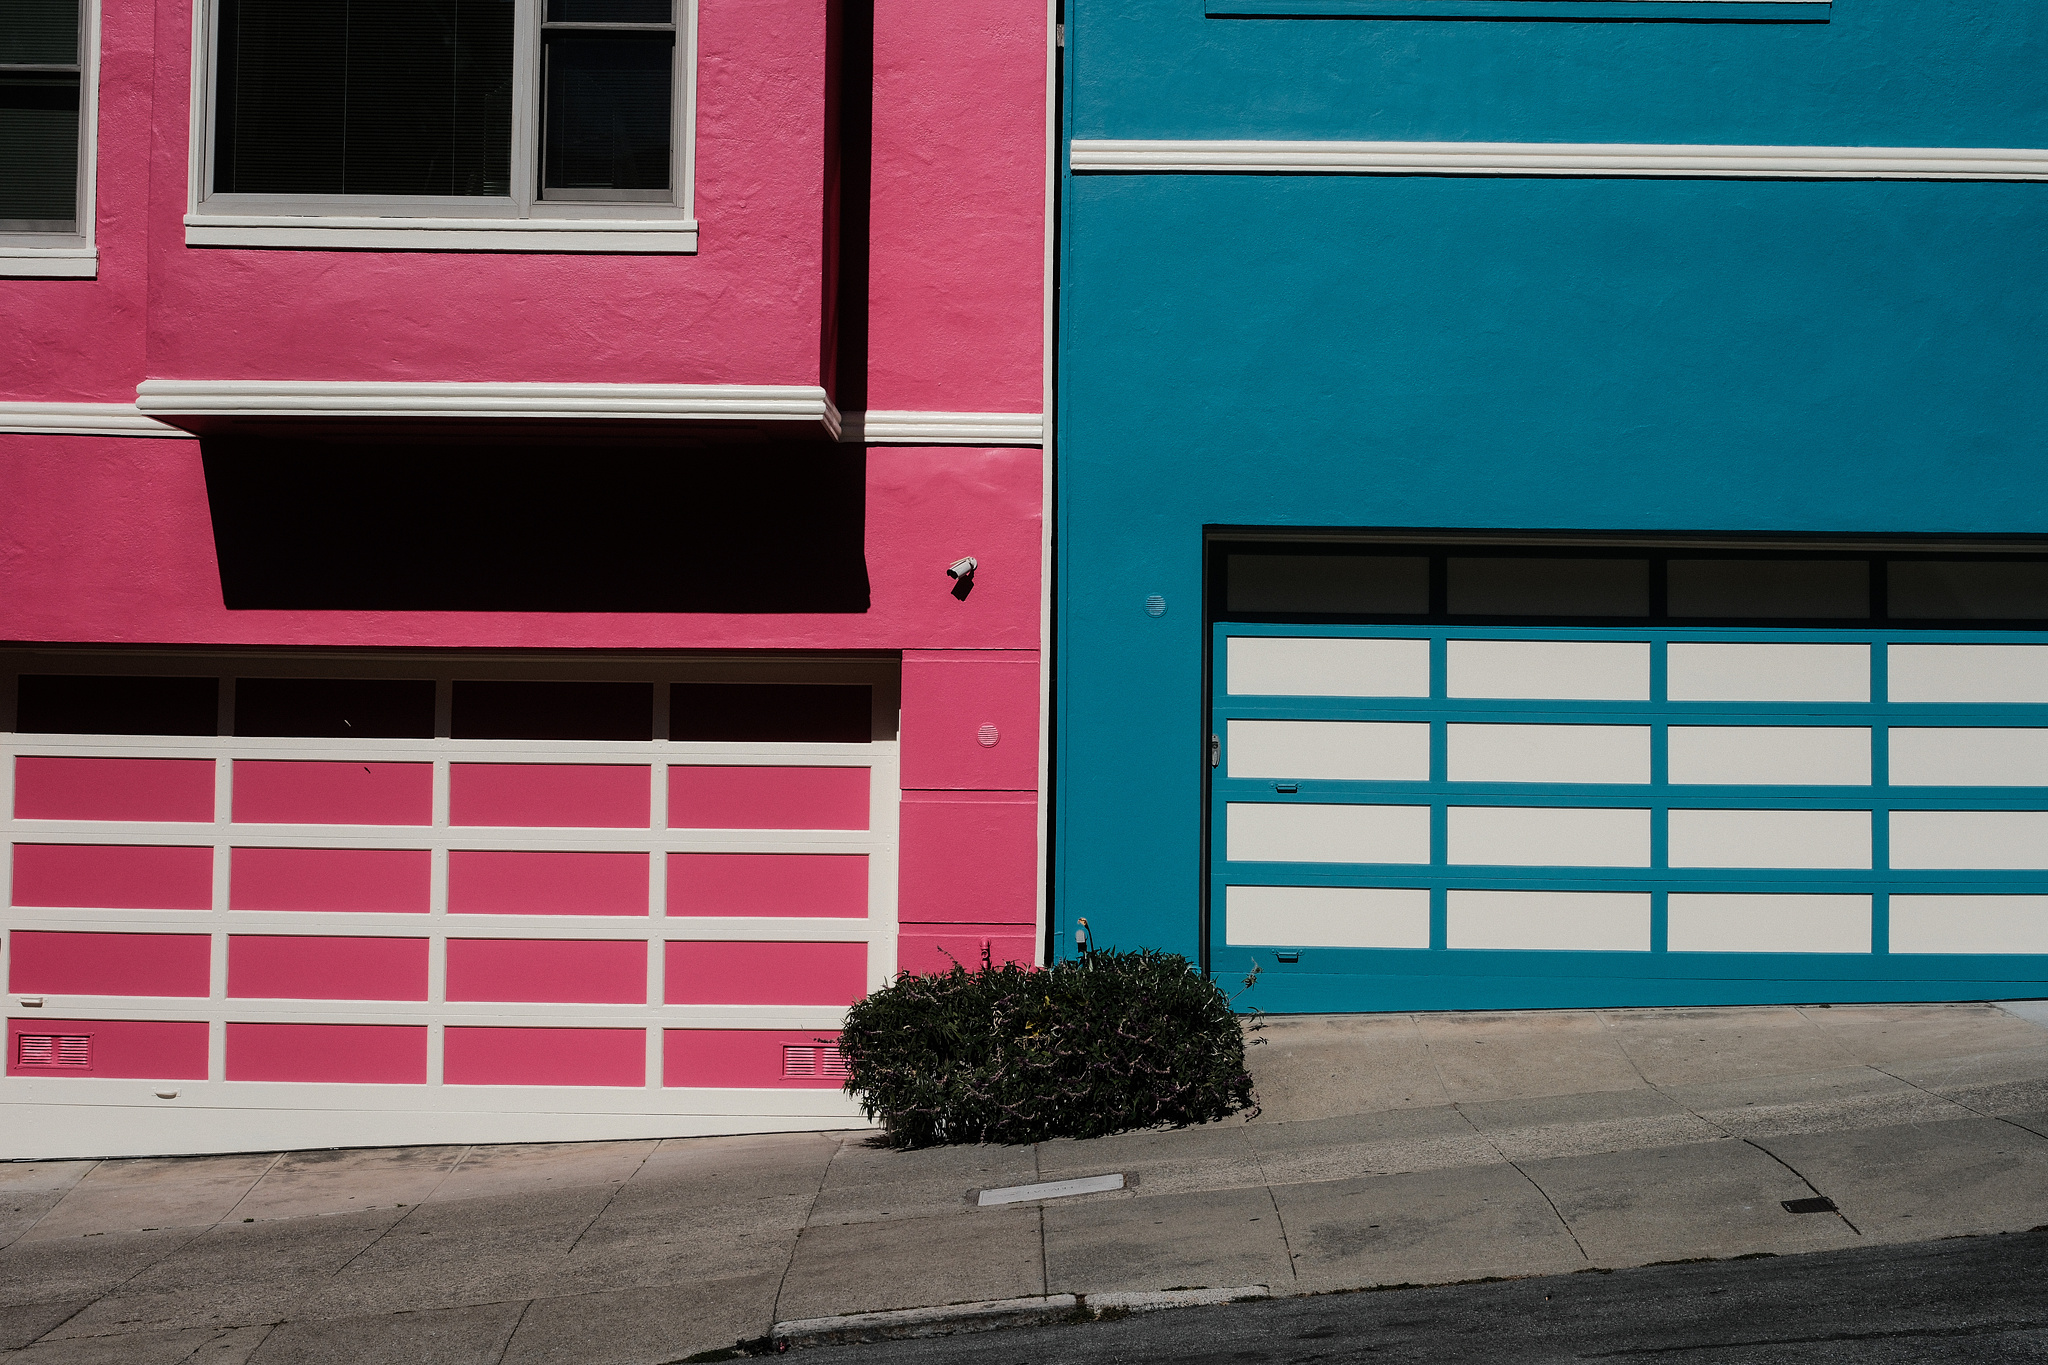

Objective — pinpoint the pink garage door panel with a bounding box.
[230,848,432,913]
[7,1017,209,1079]
[232,761,432,826]
[669,767,870,830]
[899,793,1036,926]
[449,765,650,828]
[667,853,867,917]
[228,936,429,1001]
[664,1029,845,1089]
[226,1023,428,1084]
[14,757,216,823]
[443,1027,645,1086]
[899,926,1038,977]
[8,931,212,997]
[445,938,646,1003]
[448,850,649,915]
[665,941,867,1005]
[11,844,212,910]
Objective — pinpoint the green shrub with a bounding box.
[836,948,1255,1148]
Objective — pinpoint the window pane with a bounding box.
[1889,561,2048,621]
[213,0,510,196]
[547,0,670,20]
[452,681,653,740]
[1668,560,1868,619]
[542,31,672,191]
[343,0,512,195]
[1226,555,1428,615]
[236,679,436,738]
[670,685,872,743]
[0,71,77,225]
[0,0,78,64]
[16,676,219,736]
[1448,558,1649,617]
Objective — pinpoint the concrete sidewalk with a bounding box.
[7,1001,2048,1363]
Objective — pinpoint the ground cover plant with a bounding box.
[836,946,1256,1148]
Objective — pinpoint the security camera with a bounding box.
[946,557,978,580]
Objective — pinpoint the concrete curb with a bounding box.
[770,1286,1273,1350]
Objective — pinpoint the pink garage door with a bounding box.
[3,665,896,1141]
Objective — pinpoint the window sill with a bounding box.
[182,214,698,254]
[0,247,98,279]
[1207,0,1827,17]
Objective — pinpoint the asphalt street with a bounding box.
[789,1228,2048,1365]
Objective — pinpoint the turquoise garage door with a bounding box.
[1207,546,2048,1011]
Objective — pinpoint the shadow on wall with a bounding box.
[201,436,871,613]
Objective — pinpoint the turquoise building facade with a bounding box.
[1054,0,2048,1009]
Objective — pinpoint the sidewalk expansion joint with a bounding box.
[769,1286,1273,1351]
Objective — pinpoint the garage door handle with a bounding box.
[1209,734,1219,767]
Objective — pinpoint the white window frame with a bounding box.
[0,0,101,279]
[183,0,699,253]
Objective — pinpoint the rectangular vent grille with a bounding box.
[17,1034,91,1069]
[782,1044,848,1078]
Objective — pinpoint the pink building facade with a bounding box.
[0,0,1051,1157]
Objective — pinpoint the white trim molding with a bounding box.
[1070,140,2048,181]
[134,380,841,437]
[182,216,699,254]
[0,247,98,279]
[840,411,1045,445]
[0,402,192,438]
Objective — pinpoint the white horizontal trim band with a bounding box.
[842,410,1045,445]
[1070,140,2048,180]
[0,248,98,279]
[135,379,841,434]
[183,215,698,253]
[0,402,193,438]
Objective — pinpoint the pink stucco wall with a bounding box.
[1,0,1045,411]
[865,0,1046,414]
[0,438,1039,650]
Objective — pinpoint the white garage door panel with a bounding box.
[1446,806,1650,867]
[1225,885,1431,948]
[1889,645,2048,703]
[1667,727,1871,787]
[1668,809,1871,869]
[1668,895,1872,953]
[1446,891,1650,951]
[1889,729,2048,787]
[1446,641,1649,701]
[1667,643,1869,703]
[1228,720,1430,782]
[1226,803,1431,864]
[1891,896,2048,954]
[1890,811,2048,869]
[1227,636,1430,697]
[1447,724,1650,785]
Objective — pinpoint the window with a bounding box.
[0,0,98,277]
[187,0,696,251]
[1212,542,2048,627]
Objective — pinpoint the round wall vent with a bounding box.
[977,723,1000,748]
[1145,595,1167,618]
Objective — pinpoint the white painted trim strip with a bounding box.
[182,216,699,253]
[841,410,1045,445]
[135,379,840,434]
[0,402,193,438]
[1070,140,2048,181]
[0,249,99,279]
[977,1172,1126,1205]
